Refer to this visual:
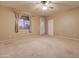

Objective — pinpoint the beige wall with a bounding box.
[30,16,40,34]
[47,8,79,39]
[0,6,40,40]
[1,5,79,40]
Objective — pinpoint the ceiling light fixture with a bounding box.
[42,5,47,10]
[41,1,48,10]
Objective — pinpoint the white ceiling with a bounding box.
[0,1,79,16]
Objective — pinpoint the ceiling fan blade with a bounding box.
[47,3,54,9]
[47,2,67,9]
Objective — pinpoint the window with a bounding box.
[18,16,30,30]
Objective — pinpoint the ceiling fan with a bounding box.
[40,1,54,10]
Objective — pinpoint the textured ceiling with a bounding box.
[0,1,79,16]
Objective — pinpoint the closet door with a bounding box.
[40,17,45,35]
[48,20,54,36]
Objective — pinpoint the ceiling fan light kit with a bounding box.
[41,1,48,10]
[42,5,47,10]
[41,1,53,10]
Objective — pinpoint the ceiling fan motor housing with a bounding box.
[41,1,47,4]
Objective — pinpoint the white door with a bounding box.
[48,20,54,36]
[40,17,45,35]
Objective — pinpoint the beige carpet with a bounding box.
[0,35,79,58]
